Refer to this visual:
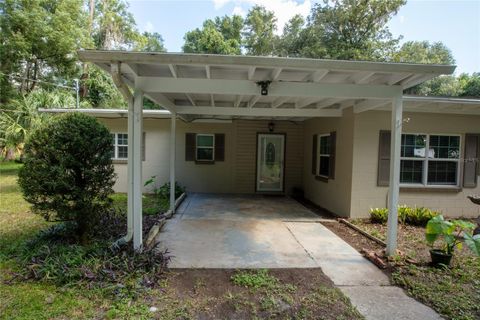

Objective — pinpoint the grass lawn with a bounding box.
[0,161,363,319]
[349,220,480,320]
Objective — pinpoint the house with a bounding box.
[42,51,480,251]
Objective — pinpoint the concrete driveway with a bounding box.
[156,193,384,280]
[155,193,442,320]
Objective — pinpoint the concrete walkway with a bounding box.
[156,193,442,320]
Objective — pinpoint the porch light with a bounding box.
[257,81,271,96]
[268,121,275,132]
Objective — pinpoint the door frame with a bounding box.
[255,132,286,193]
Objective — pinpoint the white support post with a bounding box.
[132,89,143,251]
[126,96,134,243]
[386,94,403,256]
[170,113,176,212]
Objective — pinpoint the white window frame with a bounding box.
[196,134,215,162]
[317,133,331,178]
[111,132,128,160]
[400,133,461,188]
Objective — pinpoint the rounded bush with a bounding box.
[18,112,115,242]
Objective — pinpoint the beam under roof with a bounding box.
[139,77,403,99]
[174,106,342,117]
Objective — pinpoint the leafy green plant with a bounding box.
[398,205,412,224]
[425,215,478,256]
[145,176,186,200]
[370,208,388,223]
[407,207,438,226]
[231,269,278,290]
[370,206,438,226]
[18,113,115,243]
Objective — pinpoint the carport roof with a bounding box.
[78,50,456,120]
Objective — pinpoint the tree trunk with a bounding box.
[30,60,38,92]
[80,0,96,98]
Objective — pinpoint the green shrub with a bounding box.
[370,208,388,223]
[158,181,185,199]
[370,206,439,226]
[144,176,185,199]
[18,113,115,243]
[406,207,439,226]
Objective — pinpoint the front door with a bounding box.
[256,134,285,192]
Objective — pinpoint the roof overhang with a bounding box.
[78,50,457,121]
[38,108,171,119]
[40,95,480,119]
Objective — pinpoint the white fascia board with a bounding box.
[402,95,480,105]
[139,77,403,99]
[78,50,456,76]
[354,99,390,113]
[174,106,342,117]
[38,108,171,118]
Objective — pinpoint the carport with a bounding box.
[78,50,454,254]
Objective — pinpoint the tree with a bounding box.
[407,75,462,96]
[275,15,306,57]
[243,5,278,56]
[82,65,126,108]
[93,0,139,50]
[18,113,115,243]
[0,89,79,159]
[182,15,243,54]
[393,41,455,65]
[300,0,405,60]
[135,32,166,52]
[0,0,89,101]
[458,73,480,97]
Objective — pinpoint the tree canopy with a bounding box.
[243,5,278,56]
[299,0,405,60]
[183,15,243,54]
[180,1,477,98]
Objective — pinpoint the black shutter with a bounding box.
[312,134,317,175]
[329,131,336,179]
[185,133,196,161]
[463,133,479,188]
[142,132,146,161]
[377,130,391,186]
[215,133,225,161]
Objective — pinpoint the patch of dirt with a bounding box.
[322,221,384,253]
[145,268,363,320]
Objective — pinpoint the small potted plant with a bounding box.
[425,215,479,267]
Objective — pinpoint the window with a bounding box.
[111,133,128,160]
[196,134,214,161]
[317,134,331,177]
[400,134,460,186]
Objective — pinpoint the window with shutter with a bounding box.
[377,130,463,187]
[185,133,225,163]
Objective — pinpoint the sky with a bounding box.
[127,0,480,74]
